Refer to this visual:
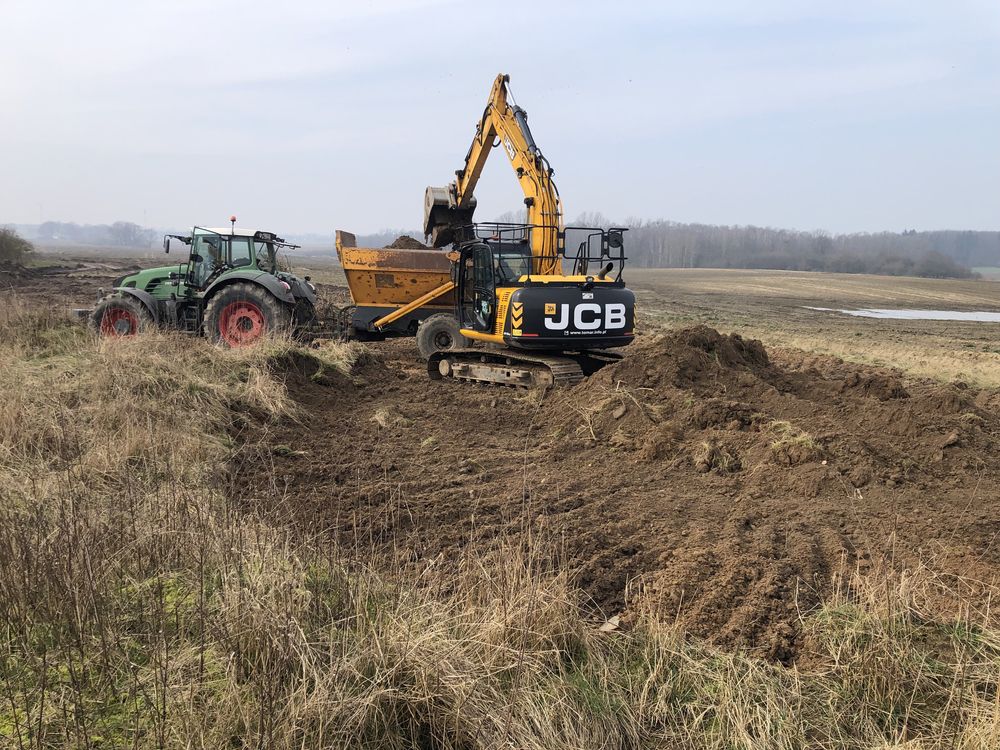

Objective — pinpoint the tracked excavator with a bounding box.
[335,73,636,386]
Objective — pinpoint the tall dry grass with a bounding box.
[1,301,999,749]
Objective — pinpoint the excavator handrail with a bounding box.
[452,222,629,282]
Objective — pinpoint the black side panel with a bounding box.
[504,286,636,350]
[285,276,317,304]
[351,304,453,337]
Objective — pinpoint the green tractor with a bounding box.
[90,221,319,346]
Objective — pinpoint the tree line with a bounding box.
[489,210,996,279]
[15,215,1000,280]
[35,221,156,248]
[611,219,997,279]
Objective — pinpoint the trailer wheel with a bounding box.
[204,282,292,347]
[416,314,468,359]
[90,296,153,338]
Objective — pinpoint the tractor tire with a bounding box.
[416,313,468,360]
[90,295,154,338]
[203,282,292,348]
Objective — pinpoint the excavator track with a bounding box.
[427,349,623,388]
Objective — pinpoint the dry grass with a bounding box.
[766,332,1000,388]
[767,420,822,466]
[693,439,742,474]
[2,304,999,749]
[371,406,413,430]
[631,268,1000,388]
[633,269,1000,308]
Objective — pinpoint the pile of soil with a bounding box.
[240,326,1000,662]
[384,235,428,250]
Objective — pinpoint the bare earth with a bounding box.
[7,252,1000,662]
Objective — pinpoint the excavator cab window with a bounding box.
[458,243,496,332]
[493,242,532,283]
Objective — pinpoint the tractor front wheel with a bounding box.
[203,282,292,348]
[90,296,153,338]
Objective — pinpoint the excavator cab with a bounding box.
[457,243,494,333]
[452,222,635,347]
[430,223,634,387]
[456,235,533,334]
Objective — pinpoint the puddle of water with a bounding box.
[805,306,1000,322]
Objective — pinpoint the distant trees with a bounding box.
[37,221,155,248]
[609,219,991,279]
[0,227,34,267]
[357,216,993,279]
[108,221,147,247]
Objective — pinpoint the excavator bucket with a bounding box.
[423,186,477,247]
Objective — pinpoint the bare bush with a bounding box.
[0,227,34,267]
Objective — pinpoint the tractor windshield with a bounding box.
[191,230,224,287]
[254,240,278,273]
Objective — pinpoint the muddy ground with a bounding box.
[6,254,1000,662]
[1,255,149,308]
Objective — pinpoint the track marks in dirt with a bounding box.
[245,327,1000,660]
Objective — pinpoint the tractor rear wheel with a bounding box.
[416,313,468,359]
[90,296,153,338]
[203,282,292,348]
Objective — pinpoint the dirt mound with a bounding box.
[384,235,428,249]
[239,327,1000,662]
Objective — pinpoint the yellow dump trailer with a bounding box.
[335,230,456,339]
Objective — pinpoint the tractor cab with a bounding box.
[163,226,287,293]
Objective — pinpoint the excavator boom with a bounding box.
[424,73,562,275]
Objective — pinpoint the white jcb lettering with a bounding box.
[544,303,569,330]
[504,137,517,161]
[605,303,626,330]
[574,303,602,330]
[544,302,630,331]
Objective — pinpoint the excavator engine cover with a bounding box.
[501,285,636,350]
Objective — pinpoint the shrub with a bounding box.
[0,227,33,266]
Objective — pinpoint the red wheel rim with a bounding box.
[218,300,265,346]
[100,307,138,336]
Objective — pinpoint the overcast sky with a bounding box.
[1,0,998,235]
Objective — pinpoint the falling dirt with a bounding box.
[239,324,1000,663]
[384,235,429,250]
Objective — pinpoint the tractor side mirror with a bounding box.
[163,237,171,253]
[190,253,203,264]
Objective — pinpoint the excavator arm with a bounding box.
[424,73,563,275]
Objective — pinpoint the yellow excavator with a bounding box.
[335,73,636,386]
